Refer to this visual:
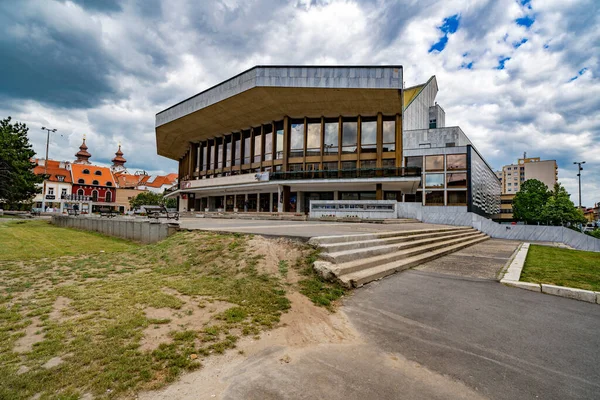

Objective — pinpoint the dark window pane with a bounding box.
[290,120,304,157]
[425,173,445,188]
[243,130,251,164]
[324,120,339,152]
[447,173,467,187]
[405,156,422,169]
[234,133,241,166]
[404,191,423,203]
[275,121,284,160]
[307,122,321,156]
[447,154,467,170]
[202,145,208,171]
[425,190,444,205]
[425,155,444,171]
[361,119,377,148]
[253,128,262,163]
[289,163,303,172]
[382,159,395,168]
[361,160,376,169]
[382,118,395,151]
[342,119,357,153]
[216,140,223,169]
[225,137,232,167]
[447,190,467,205]
[264,125,273,161]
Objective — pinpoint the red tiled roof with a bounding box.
[33,159,72,183]
[71,163,116,187]
[145,174,178,188]
[114,173,145,188]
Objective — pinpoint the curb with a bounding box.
[500,243,600,305]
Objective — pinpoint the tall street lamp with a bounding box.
[573,161,585,210]
[41,127,57,212]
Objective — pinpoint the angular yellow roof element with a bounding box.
[403,85,424,108]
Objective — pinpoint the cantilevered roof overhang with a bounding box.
[155,65,403,160]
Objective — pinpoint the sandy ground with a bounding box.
[139,291,485,400]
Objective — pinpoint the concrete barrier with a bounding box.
[51,216,178,243]
[397,203,600,252]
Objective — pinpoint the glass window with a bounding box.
[290,120,304,158]
[264,124,273,161]
[92,180,99,185]
[341,192,359,200]
[323,162,338,171]
[425,190,444,205]
[324,119,339,154]
[306,121,321,156]
[382,117,395,151]
[425,155,444,171]
[382,159,395,168]
[275,121,284,160]
[233,134,241,166]
[360,160,376,169]
[405,156,423,169]
[404,191,423,203]
[447,173,467,187]
[342,161,356,170]
[95,170,102,176]
[447,191,467,205]
[447,154,467,170]
[342,118,357,153]
[225,136,232,168]
[202,145,208,171]
[253,127,262,163]
[83,169,90,174]
[425,173,445,188]
[243,130,251,164]
[289,163,303,172]
[360,118,377,152]
[216,139,223,169]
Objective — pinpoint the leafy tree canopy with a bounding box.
[129,191,175,210]
[0,117,42,203]
[512,179,550,224]
[542,183,586,226]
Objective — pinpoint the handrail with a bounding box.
[270,167,421,181]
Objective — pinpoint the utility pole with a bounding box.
[573,161,585,210]
[41,127,57,212]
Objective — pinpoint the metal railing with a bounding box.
[270,167,421,181]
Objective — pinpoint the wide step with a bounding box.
[340,235,489,287]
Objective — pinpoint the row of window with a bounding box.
[405,154,467,171]
[193,116,397,172]
[82,169,103,176]
[76,179,113,186]
[74,189,112,202]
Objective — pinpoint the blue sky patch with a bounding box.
[429,14,460,53]
[516,15,534,28]
[497,57,511,69]
[461,61,474,70]
[571,67,589,81]
[520,0,532,9]
[514,38,528,48]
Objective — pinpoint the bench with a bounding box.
[144,205,179,221]
[30,208,42,217]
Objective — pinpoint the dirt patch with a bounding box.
[14,316,43,353]
[140,289,234,351]
[49,296,72,321]
[139,289,359,400]
[247,236,305,283]
[43,356,64,369]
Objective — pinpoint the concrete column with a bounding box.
[233,194,237,211]
[376,184,383,200]
[269,192,274,213]
[59,201,64,213]
[297,192,304,213]
[223,195,226,211]
[256,193,260,212]
[333,190,339,201]
[244,193,248,212]
[277,185,283,212]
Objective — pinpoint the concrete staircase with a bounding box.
[309,227,489,288]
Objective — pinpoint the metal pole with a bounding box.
[40,127,57,212]
[573,161,585,210]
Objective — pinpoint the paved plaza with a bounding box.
[179,217,454,239]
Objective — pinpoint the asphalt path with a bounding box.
[344,270,600,400]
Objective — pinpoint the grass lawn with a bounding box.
[0,220,136,261]
[0,220,344,399]
[520,245,600,291]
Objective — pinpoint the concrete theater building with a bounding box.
[157,66,499,218]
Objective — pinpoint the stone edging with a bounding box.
[500,242,600,305]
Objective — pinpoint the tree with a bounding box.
[512,179,550,224]
[542,183,586,226]
[129,191,163,209]
[0,117,42,204]
[164,197,177,209]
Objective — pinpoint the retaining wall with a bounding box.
[397,203,600,252]
[51,216,178,243]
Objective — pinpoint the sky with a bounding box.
[0,0,598,206]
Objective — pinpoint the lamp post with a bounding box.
[41,127,57,212]
[573,161,585,210]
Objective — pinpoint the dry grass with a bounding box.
[0,222,295,399]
